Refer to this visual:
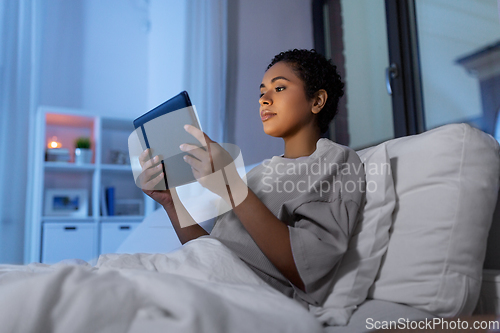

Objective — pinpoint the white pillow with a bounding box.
[368,123,500,317]
[309,143,395,325]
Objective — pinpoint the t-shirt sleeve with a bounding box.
[288,199,362,305]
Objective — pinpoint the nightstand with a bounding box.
[475,269,500,315]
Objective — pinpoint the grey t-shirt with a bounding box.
[210,138,365,307]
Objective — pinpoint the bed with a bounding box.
[1,123,499,333]
[0,237,323,333]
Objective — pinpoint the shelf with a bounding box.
[42,216,95,222]
[44,162,95,172]
[100,216,144,222]
[45,162,131,172]
[28,107,154,264]
[101,164,132,172]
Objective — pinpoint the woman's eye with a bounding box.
[275,86,285,92]
[259,92,264,98]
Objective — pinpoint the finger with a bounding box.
[139,148,149,159]
[142,155,161,171]
[179,144,208,161]
[142,171,165,190]
[139,148,151,161]
[139,149,154,167]
[184,125,210,147]
[184,125,218,172]
[138,163,163,187]
[144,162,163,178]
[179,143,201,152]
[183,154,203,172]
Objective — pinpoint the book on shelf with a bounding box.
[105,187,115,216]
[100,186,108,216]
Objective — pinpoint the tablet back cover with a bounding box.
[133,91,202,189]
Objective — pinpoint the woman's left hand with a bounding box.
[180,125,240,198]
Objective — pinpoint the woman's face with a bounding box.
[259,61,316,138]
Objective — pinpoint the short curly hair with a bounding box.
[266,49,344,134]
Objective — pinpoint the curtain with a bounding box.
[184,0,228,143]
[0,0,36,263]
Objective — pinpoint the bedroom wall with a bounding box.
[39,0,84,108]
[147,0,187,110]
[82,0,149,117]
[225,0,314,165]
[38,0,152,115]
[38,0,182,116]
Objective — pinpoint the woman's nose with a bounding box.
[259,92,272,105]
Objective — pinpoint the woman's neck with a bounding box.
[283,129,321,159]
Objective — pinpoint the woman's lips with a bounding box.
[261,111,276,122]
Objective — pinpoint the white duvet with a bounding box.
[0,237,323,333]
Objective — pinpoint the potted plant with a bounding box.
[74,137,92,164]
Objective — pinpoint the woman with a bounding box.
[139,49,365,308]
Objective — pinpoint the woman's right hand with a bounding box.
[138,149,174,207]
[138,149,209,243]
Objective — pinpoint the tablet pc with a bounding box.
[133,91,202,190]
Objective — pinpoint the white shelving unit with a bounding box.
[26,106,158,263]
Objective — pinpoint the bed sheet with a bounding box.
[0,237,323,333]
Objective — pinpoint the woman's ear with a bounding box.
[311,89,328,114]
